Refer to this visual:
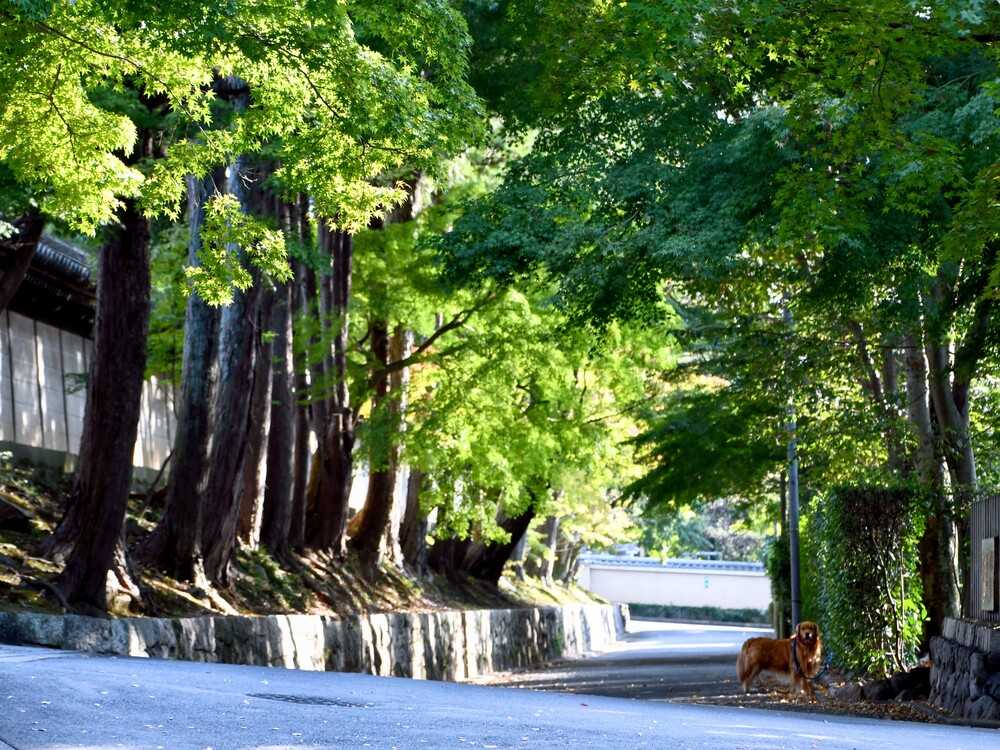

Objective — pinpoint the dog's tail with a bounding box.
[736,642,748,684]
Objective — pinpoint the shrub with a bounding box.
[628,603,769,624]
[765,533,791,635]
[810,485,925,677]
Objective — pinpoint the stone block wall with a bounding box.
[0,603,626,681]
[929,617,1000,721]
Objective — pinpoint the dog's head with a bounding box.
[796,621,820,647]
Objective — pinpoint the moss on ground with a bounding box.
[0,462,602,619]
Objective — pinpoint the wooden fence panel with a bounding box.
[968,494,1000,623]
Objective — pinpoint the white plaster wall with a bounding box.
[582,564,771,611]
[35,321,68,452]
[60,329,88,453]
[0,313,14,442]
[1,312,172,471]
[9,312,42,448]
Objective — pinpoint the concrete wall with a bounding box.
[577,556,771,611]
[0,310,174,471]
[0,603,626,681]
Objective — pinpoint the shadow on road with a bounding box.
[476,618,773,700]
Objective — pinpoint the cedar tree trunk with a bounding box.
[400,469,429,574]
[236,284,276,546]
[348,320,394,577]
[139,173,219,581]
[200,155,263,585]
[260,220,297,554]
[50,196,151,611]
[306,231,354,554]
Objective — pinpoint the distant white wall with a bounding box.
[0,310,174,471]
[578,556,771,611]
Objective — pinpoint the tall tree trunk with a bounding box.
[304,219,329,440]
[559,542,582,584]
[348,321,394,578]
[382,328,412,569]
[540,514,561,586]
[288,255,311,550]
[139,173,220,582]
[260,213,297,554]
[400,469,429,574]
[237,285,276,547]
[350,325,412,574]
[307,231,354,554]
[0,208,45,310]
[428,536,466,580]
[922,338,964,632]
[903,334,940,488]
[903,331,957,639]
[47,196,151,612]
[509,524,528,582]
[848,321,906,476]
[464,507,537,585]
[926,340,977,488]
[880,340,905,475]
[200,154,264,586]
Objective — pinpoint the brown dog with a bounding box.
[737,621,822,699]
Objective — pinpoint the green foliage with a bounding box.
[2,0,484,301]
[641,499,769,562]
[187,193,290,306]
[765,531,792,634]
[146,222,189,383]
[805,486,926,677]
[627,388,784,510]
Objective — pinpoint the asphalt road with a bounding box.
[1,635,995,749]
[474,619,769,699]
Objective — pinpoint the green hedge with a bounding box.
[765,533,792,636]
[628,603,769,624]
[805,486,925,677]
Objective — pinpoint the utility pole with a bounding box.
[783,304,802,628]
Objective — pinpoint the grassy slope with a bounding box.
[0,462,601,618]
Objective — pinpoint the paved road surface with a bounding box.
[1,638,994,749]
[475,619,768,699]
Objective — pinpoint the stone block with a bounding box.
[173,616,216,661]
[929,636,952,668]
[943,618,1000,657]
[284,614,325,671]
[971,651,989,679]
[971,673,986,701]
[0,612,65,648]
[862,678,896,702]
[831,682,863,702]
[953,647,968,676]
[63,614,124,654]
[124,617,176,659]
[321,616,346,673]
[969,695,1000,721]
[986,672,1000,702]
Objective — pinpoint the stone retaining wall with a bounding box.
[0,603,626,681]
[929,616,1000,721]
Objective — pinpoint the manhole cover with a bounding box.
[247,693,367,708]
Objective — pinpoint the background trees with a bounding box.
[439,0,1000,648]
[3,2,1000,664]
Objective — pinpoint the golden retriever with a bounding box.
[737,621,822,699]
